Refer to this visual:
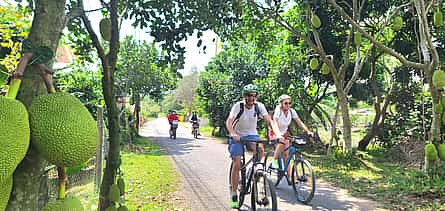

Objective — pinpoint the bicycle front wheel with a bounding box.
[229,161,246,208]
[264,151,281,187]
[291,159,315,204]
[251,170,277,211]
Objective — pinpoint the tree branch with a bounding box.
[327,0,427,69]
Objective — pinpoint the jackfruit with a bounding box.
[321,63,330,75]
[0,176,13,211]
[354,32,362,46]
[433,69,445,88]
[0,97,30,183]
[434,10,443,27]
[29,92,98,167]
[100,18,111,41]
[309,58,319,70]
[392,16,403,31]
[425,143,439,162]
[437,144,445,161]
[435,103,443,114]
[105,206,117,211]
[117,177,125,195]
[118,206,129,211]
[42,197,84,211]
[311,14,321,28]
[109,183,120,202]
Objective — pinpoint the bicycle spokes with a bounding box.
[292,160,315,204]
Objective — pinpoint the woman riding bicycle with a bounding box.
[269,94,313,178]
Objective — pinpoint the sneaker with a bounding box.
[230,200,239,209]
[230,195,238,209]
[271,159,279,169]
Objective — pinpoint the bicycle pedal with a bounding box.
[259,197,269,206]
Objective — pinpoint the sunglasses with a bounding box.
[283,102,291,105]
[247,93,257,97]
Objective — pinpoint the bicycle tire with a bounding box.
[264,151,282,187]
[229,160,246,208]
[251,170,277,211]
[291,159,315,204]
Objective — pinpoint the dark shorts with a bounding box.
[228,135,259,158]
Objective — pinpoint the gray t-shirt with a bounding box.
[229,101,268,136]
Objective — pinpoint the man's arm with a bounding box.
[226,115,240,141]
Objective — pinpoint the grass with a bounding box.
[120,136,180,210]
[68,136,182,210]
[304,147,445,210]
[199,125,213,137]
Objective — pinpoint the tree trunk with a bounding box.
[7,0,66,210]
[135,93,141,133]
[337,89,353,152]
[98,1,120,210]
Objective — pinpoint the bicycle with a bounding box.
[229,138,277,210]
[191,120,199,139]
[169,120,179,139]
[264,133,316,204]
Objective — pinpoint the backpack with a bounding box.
[232,102,261,127]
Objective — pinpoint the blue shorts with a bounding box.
[228,135,259,158]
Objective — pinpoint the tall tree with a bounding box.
[116,36,177,131]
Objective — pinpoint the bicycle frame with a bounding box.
[277,144,299,174]
[272,135,308,178]
[239,141,264,194]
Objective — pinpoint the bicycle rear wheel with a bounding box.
[291,159,315,204]
[229,160,246,208]
[251,170,277,211]
[264,151,282,187]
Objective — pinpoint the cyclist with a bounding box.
[189,111,200,135]
[226,84,281,208]
[167,110,179,132]
[269,94,313,179]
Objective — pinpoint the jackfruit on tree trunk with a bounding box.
[109,183,120,202]
[311,14,321,28]
[432,69,445,88]
[0,97,30,183]
[42,197,84,211]
[434,10,443,27]
[100,18,111,41]
[392,16,403,31]
[425,143,439,162]
[0,176,13,211]
[309,58,318,70]
[29,92,98,167]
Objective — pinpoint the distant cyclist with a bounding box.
[167,111,179,131]
[226,84,281,208]
[269,94,313,178]
[189,111,200,135]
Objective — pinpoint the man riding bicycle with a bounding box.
[269,94,313,179]
[226,84,281,208]
[167,110,179,131]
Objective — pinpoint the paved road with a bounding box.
[140,118,384,211]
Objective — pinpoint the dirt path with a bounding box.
[140,118,385,211]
